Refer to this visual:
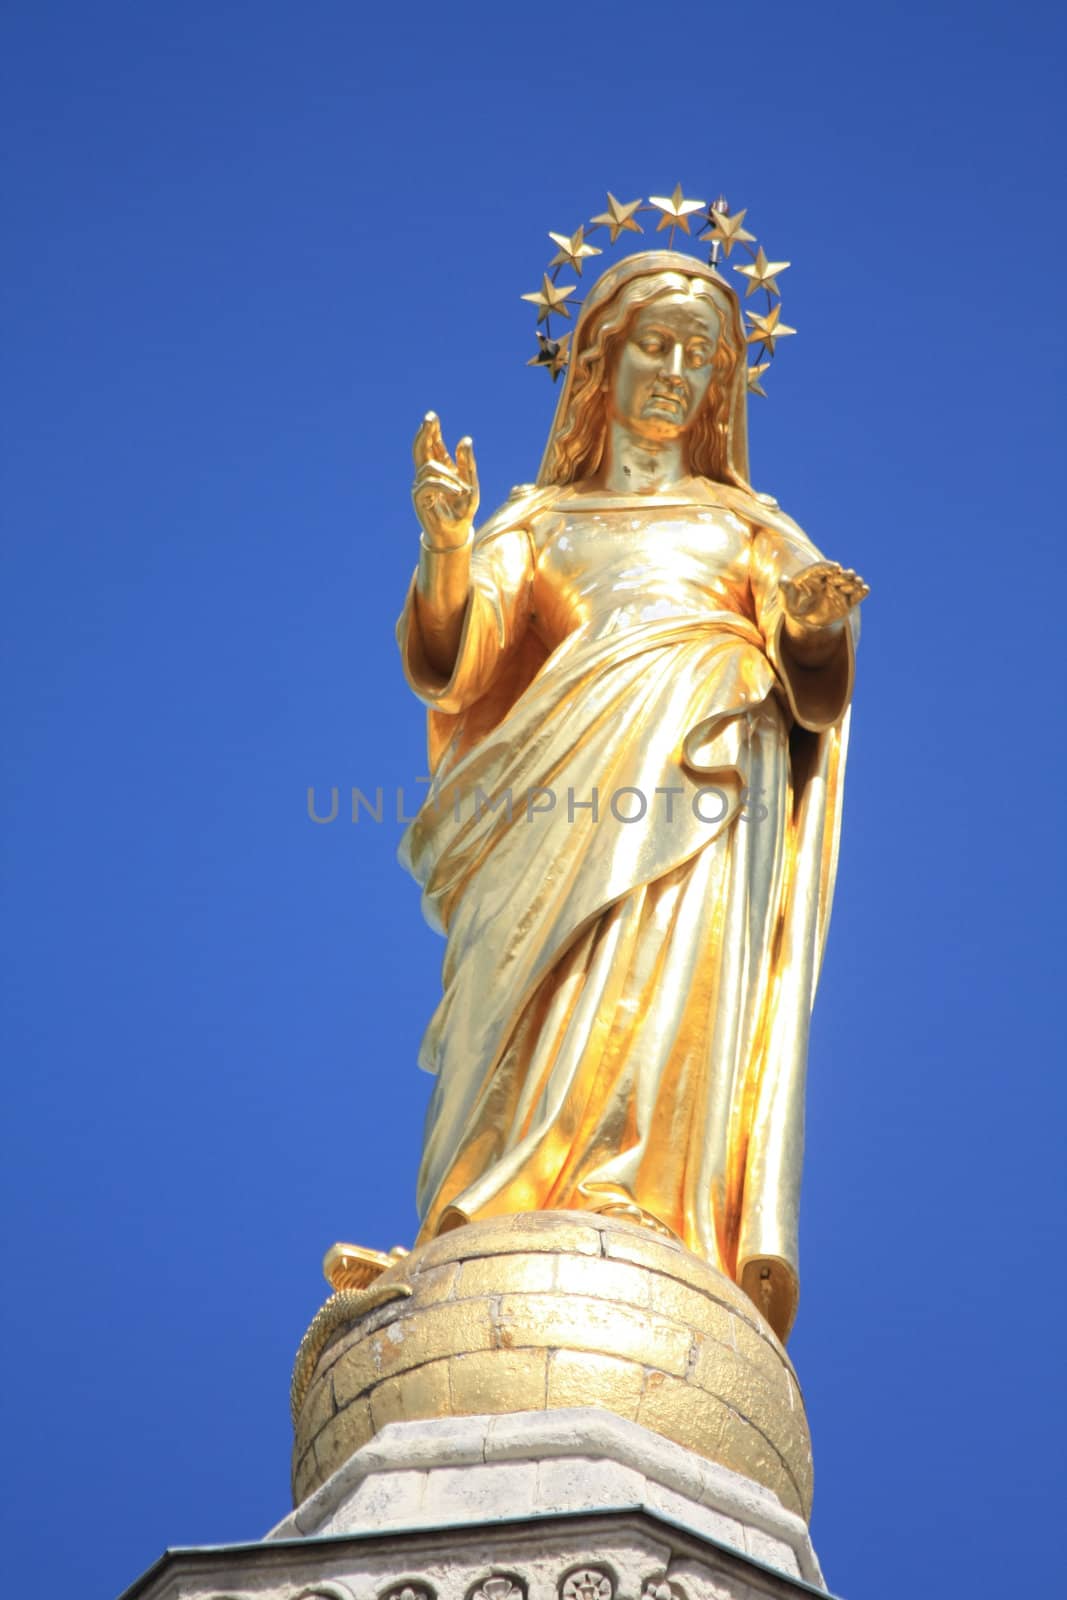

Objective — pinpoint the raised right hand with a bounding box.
[412,412,480,550]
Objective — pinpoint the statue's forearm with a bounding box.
[781,613,846,669]
[414,534,472,678]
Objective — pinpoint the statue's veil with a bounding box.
[535,250,752,490]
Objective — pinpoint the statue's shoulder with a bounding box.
[475,483,559,547]
[698,479,780,524]
[683,477,779,516]
[714,480,806,535]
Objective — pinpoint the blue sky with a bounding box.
[2,3,1064,1596]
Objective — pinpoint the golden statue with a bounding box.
[289,197,870,1522]
[397,230,867,1347]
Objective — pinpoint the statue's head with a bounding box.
[537,252,751,489]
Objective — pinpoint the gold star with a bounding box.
[527,331,571,380]
[747,361,770,397]
[548,227,603,276]
[649,183,706,235]
[590,192,644,243]
[703,207,756,258]
[735,246,791,298]
[746,305,797,354]
[521,274,577,324]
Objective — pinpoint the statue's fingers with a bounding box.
[416,411,453,469]
[430,413,456,471]
[415,455,461,482]
[455,436,478,495]
[414,468,463,497]
[413,412,439,467]
[457,440,479,512]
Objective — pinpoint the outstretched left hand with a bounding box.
[781,561,869,631]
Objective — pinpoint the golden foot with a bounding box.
[591,1202,679,1241]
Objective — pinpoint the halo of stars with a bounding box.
[523,186,794,395]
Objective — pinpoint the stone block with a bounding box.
[451,1347,549,1414]
[553,1253,654,1308]
[373,1299,495,1377]
[545,1350,645,1419]
[312,1399,372,1485]
[456,1251,559,1299]
[637,1372,725,1461]
[299,1369,336,1441]
[408,1260,462,1304]
[331,1334,385,1407]
[744,1526,802,1578]
[494,1294,693,1377]
[342,1466,428,1530]
[643,1277,741,1347]
[533,1452,646,1514]
[641,1477,745,1553]
[419,1459,539,1524]
[369,1356,453,1434]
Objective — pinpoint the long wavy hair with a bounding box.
[538,270,747,488]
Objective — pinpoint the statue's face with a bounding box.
[608,291,721,441]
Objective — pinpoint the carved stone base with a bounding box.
[276,1409,823,1585]
[291,1211,813,1520]
[121,1411,830,1600]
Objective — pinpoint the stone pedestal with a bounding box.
[121,1214,833,1600]
[120,1410,830,1600]
[292,1212,812,1521]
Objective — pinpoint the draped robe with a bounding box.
[398,478,854,1340]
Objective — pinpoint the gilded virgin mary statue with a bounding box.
[397,224,866,1346]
